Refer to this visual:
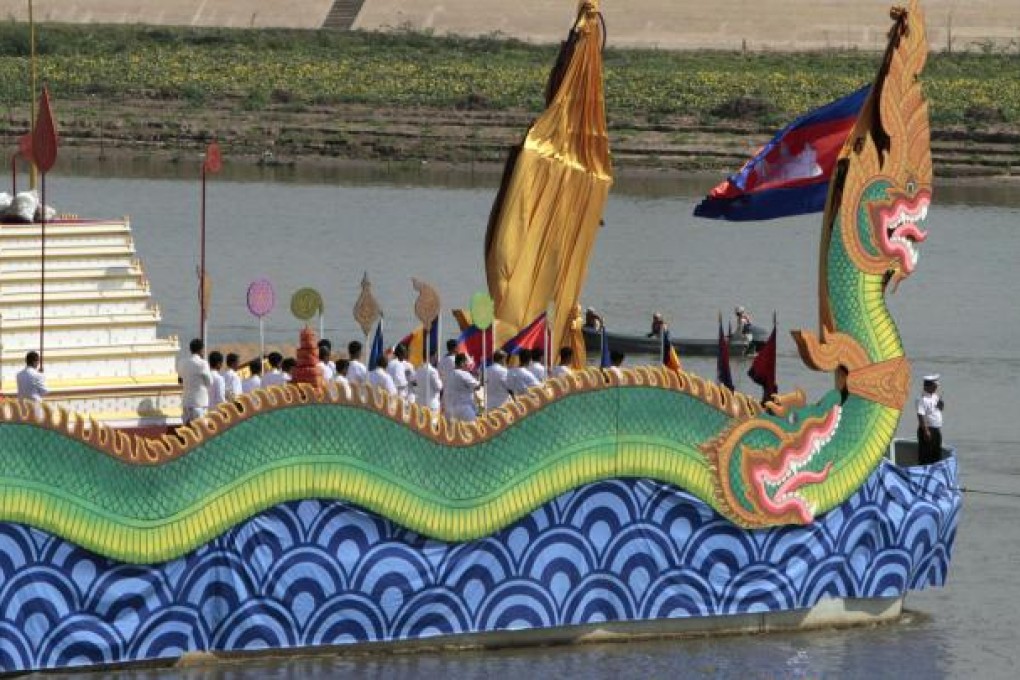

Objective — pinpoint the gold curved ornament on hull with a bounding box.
[484,0,611,362]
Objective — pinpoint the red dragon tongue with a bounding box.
[761,462,833,524]
[776,461,833,499]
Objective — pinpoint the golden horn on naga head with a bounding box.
[836,0,931,289]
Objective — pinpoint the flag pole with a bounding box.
[28,0,38,190]
[259,316,265,366]
[199,160,207,345]
[546,306,552,373]
[424,325,430,411]
[773,309,778,399]
[38,172,45,369]
[481,325,487,412]
[490,318,497,408]
[436,312,443,413]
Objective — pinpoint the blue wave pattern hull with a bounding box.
[0,458,960,673]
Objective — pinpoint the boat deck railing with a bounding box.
[887,438,955,467]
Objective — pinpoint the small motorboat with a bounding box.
[582,326,761,357]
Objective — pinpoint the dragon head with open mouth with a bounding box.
[703,392,844,527]
[836,2,932,295]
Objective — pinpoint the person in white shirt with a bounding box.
[178,338,212,424]
[506,349,542,398]
[413,352,443,412]
[333,358,352,398]
[368,355,398,396]
[262,351,288,388]
[550,347,573,379]
[318,346,336,382]
[916,374,945,465]
[282,357,296,383]
[208,351,226,408]
[607,349,626,379]
[16,350,48,405]
[223,353,243,402]
[527,348,548,382]
[485,350,512,410]
[446,353,480,422]
[241,358,263,394]
[437,339,458,382]
[346,340,369,385]
[387,344,415,400]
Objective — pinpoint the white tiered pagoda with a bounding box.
[0,217,182,427]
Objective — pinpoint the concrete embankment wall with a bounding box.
[355,1,1020,51]
[0,0,1017,51]
[0,0,335,29]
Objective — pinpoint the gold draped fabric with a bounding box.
[484,0,612,367]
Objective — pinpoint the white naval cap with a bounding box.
[923,374,940,383]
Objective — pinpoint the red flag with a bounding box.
[204,141,222,174]
[748,319,777,402]
[501,312,547,356]
[717,316,734,390]
[31,86,58,173]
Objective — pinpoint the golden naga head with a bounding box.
[834,0,932,291]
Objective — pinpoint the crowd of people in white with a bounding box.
[177,337,618,426]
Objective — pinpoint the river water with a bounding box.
[42,160,1020,678]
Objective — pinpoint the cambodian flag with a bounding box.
[398,319,439,366]
[502,312,548,356]
[694,86,869,221]
[455,325,492,370]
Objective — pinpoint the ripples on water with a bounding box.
[46,162,1020,679]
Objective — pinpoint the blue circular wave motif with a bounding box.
[0,458,960,673]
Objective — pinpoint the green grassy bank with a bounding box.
[0,23,1017,127]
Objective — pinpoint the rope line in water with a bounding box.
[955,486,1020,499]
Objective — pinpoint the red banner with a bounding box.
[204,141,222,174]
[31,87,58,173]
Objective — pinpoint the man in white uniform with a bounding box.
[241,358,263,394]
[208,351,226,408]
[916,374,945,465]
[332,358,352,398]
[16,351,48,407]
[368,355,398,396]
[550,347,573,379]
[435,339,457,405]
[223,353,243,402]
[486,349,512,410]
[317,346,336,382]
[387,344,415,401]
[413,352,443,412]
[527,348,548,382]
[178,338,212,424]
[262,352,288,388]
[505,349,542,398]
[607,349,626,379]
[346,340,369,385]
[446,353,480,422]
